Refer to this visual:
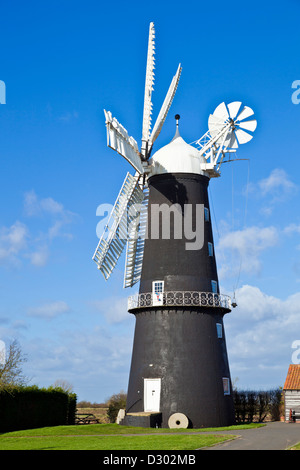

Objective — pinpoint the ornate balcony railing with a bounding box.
[128,291,231,311]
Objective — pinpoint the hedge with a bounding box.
[0,385,77,432]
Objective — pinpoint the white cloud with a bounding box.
[11,320,28,330]
[284,223,300,235]
[26,247,49,267]
[0,191,76,269]
[248,168,297,215]
[24,190,65,217]
[27,301,70,319]
[217,225,278,277]
[225,284,300,389]
[230,285,281,321]
[24,190,76,242]
[90,297,129,324]
[47,220,73,241]
[283,224,300,251]
[0,190,78,269]
[0,221,28,265]
[258,168,296,198]
[22,325,133,400]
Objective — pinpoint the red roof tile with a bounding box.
[283,364,300,390]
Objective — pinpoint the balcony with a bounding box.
[128,291,232,312]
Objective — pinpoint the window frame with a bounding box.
[211,280,218,293]
[222,377,230,395]
[216,323,223,338]
[152,280,164,294]
[204,207,210,222]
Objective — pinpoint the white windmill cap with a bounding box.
[149,115,207,176]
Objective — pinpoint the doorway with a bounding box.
[144,378,161,412]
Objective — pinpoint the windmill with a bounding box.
[93,22,257,428]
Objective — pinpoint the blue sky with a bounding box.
[1,0,300,402]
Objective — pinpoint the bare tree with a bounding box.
[52,379,74,393]
[0,339,28,387]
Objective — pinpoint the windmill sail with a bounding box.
[141,22,156,158]
[104,110,144,174]
[95,22,183,285]
[192,101,257,177]
[92,172,144,280]
[149,63,182,148]
[124,188,149,288]
[207,102,257,151]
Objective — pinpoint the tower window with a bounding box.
[211,280,218,293]
[152,281,164,294]
[208,242,213,257]
[223,377,230,395]
[204,207,210,222]
[152,281,164,307]
[216,323,223,338]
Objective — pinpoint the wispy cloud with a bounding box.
[23,189,77,253]
[27,301,70,320]
[0,221,28,266]
[217,225,279,278]
[0,191,77,269]
[249,168,297,215]
[26,246,49,267]
[90,297,129,324]
[283,223,300,252]
[258,168,296,198]
[284,223,300,235]
[58,111,79,122]
[24,190,65,217]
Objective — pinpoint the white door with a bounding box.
[144,378,161,412]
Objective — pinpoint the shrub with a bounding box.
[106,391,127,423]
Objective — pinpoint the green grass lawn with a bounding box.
[0,434,234,450]
[0,423,263,451]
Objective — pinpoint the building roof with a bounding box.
[283,364,300,390]
[150,133,207,176]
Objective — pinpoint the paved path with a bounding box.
[204,422,300,450]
